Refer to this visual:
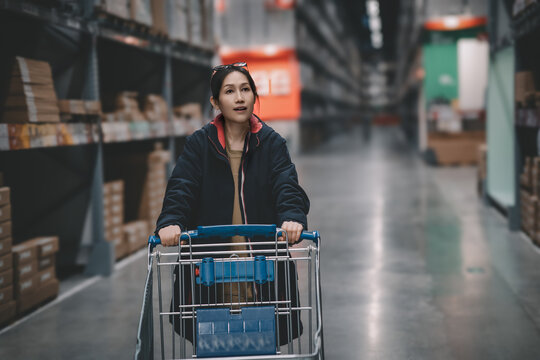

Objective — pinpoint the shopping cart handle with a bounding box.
[149,226,320,247]
[300,231,320,246]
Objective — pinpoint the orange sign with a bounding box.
[220,47,300,121]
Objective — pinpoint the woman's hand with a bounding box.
[279,221,303,244]
[158,225,184,247]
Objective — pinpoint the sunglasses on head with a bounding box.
[212,62,248,74]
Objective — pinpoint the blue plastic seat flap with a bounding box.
[196,256,274,286]
[196,306,277,357]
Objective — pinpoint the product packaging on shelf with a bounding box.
[131,0,153,26]
[12,236,60,315]
[103,180,126,259]
[2,57,60,124]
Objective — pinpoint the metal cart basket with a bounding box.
[135,224,323,360]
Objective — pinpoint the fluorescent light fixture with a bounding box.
[366,0,383,49]
[369,17,382,31]
[443,16,460,29]
[263,44,279,56]
[367,0,380,16]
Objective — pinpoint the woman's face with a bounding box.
[212,71,255,125]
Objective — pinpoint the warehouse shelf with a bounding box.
[516,109,540,127]
[301,87,359,108]
[297,48,359,93]
[0,0,214,66]
[0,123,100,151]
[513,1,540,39]
[0,0,88,32]
[299,113,354,123]
[295,4,349,70]
[0,1,214,281]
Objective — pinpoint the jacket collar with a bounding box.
[209,113,263,150]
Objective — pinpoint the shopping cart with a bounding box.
[135,224,323,360]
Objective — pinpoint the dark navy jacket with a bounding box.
[155,114,310,238]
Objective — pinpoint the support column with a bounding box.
[85,32,115,276]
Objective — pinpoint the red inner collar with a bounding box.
[211,114,262,149]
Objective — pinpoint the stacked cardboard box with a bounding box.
[103,180,126,259]
[477,144,487,196]
[2,57,60,124]
[0,185,14,326]
[95,0,130,20]
[189,0,214,47]
[131,0,153,26]
[168,0,190,42]
[139,146,170,227]
[123,220,150,254]
[173,103,203,136]
[521,190,537,237]
[151,0,168,36]
[143,95,168,137]
[12,236,59,315]
[516,72,536,108]
[58,100,102,121]
[519,157,540,243]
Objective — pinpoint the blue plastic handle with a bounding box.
[148,225,320,248]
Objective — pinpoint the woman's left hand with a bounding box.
[279,221,303,244]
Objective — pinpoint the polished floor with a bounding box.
[2,126,540,359]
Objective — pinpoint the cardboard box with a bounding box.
[105,180,124,195]
[32,237,59,258]
[0,269,13,289]
[12,240,37,267]
[84,101,102,115]
[0,300,16,325]
[14,260,37,282]
[2,110,60,123]
[516,72,536,106]
[112,237,128,259]
[428,132,486,166]
[105,202,124,217]
[58,100,86,115]
[0,205,11,223]
[38,255,55,271]
[37,278,59,303]
[14,275,37,299]
[0,253,13,273]
[37,267,55,286]
[124,220,149,253]
[151,0,168,35]
[0,285,13,305]
[11,57,53,84]
[131,0,153,26]
[98,0,130,19]
[0,187,10,206]
[105,225,123,242]
[168,0,189,42]
[0,237,12,256]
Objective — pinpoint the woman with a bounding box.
[155,62,310,345]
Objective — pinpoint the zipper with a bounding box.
[208,136,229,163]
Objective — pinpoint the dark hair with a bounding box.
[210,66,259,103]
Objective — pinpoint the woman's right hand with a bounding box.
[158,225,183,247]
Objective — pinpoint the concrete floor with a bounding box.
[2,126,540,359]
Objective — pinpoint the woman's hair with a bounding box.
[210,66,259,104]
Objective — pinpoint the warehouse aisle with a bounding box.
[2,126,540,359]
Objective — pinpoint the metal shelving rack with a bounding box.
[0,1,214,276]
[294,0,361,132]
[508,0,540,233]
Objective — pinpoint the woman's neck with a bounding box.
[224,118,250,151]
